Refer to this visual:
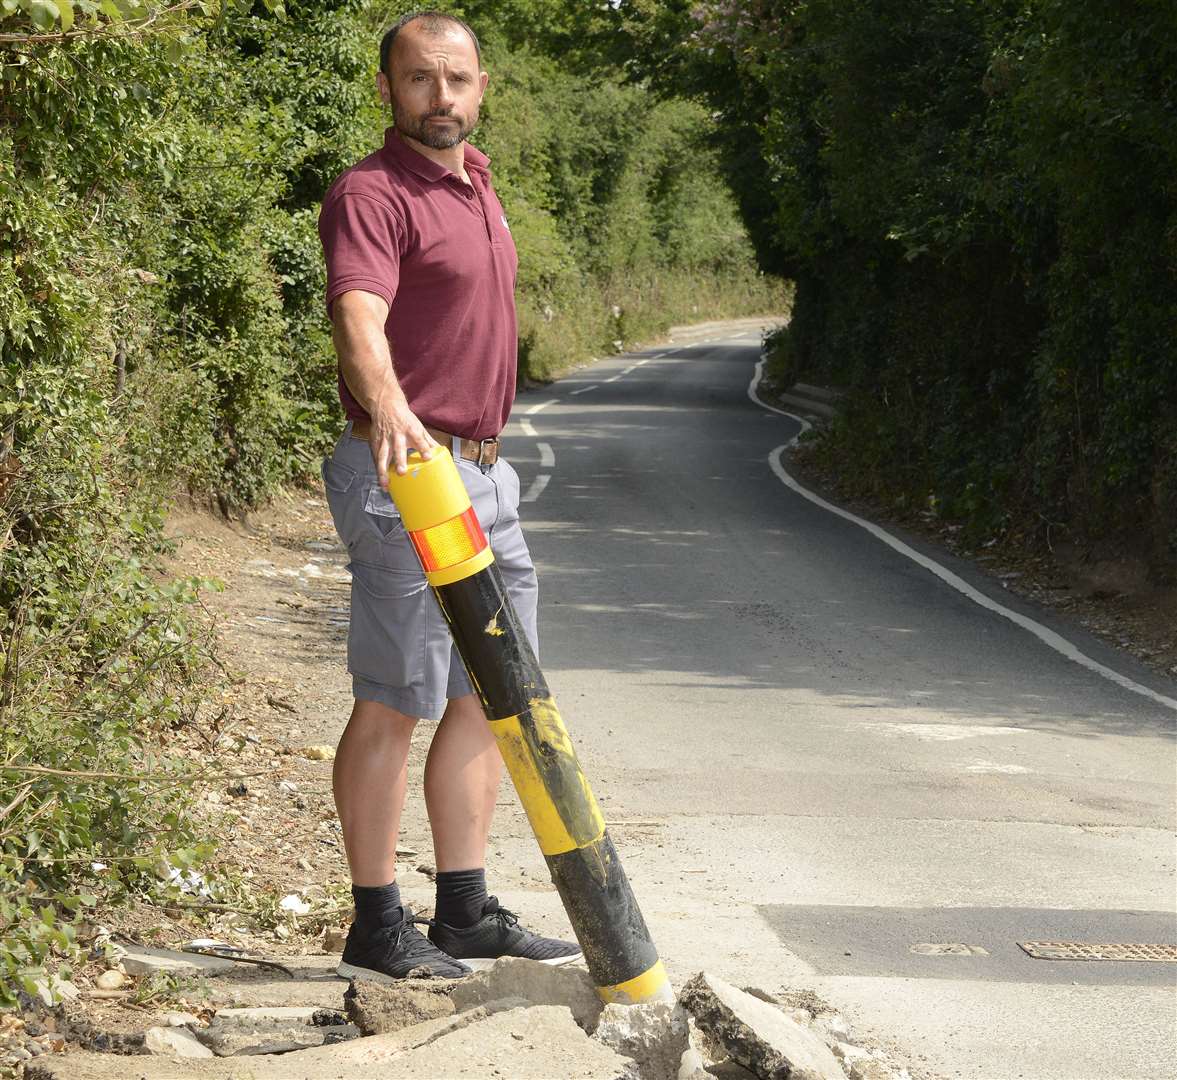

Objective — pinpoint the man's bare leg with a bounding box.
[423,693,501,871]
[333,698,416,886]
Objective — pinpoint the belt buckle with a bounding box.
[477,437,498,466]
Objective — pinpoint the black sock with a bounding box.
[352,881,402,932]
[434,868,488,928]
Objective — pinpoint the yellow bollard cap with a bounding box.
[386,446,472,533]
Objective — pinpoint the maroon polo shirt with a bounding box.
[318,128,518,440]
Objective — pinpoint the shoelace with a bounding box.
[486,903,521,930]
[379,916,451,963]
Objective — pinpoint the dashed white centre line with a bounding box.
[604,374,622,383]
[621,365,637,375]
[537,442,555,468]
[570,385,599,396]
[519,419,538,437]
[522,474,550,503]
[525,399,558,416]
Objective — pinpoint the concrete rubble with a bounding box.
[592,1002,689,1080]
[679,972,845,1080]
[114,944,237,977]
[142,1026,212,1058]
[344,975,458,1034]
[22,958,914,1080]
[449,954,605,1032]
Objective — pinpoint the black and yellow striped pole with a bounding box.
[387,447,671,1005]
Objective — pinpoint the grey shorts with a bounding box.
[322,424,538,721]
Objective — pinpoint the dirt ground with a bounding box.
[10,489,551,1056]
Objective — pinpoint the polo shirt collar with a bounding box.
[382,127,490,182]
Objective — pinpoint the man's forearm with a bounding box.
[329,290,438,480]
[333,308,407,418]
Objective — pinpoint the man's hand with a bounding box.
[331,289,438,488]
[368,384,439,485]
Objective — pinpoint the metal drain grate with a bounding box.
[1019,941,1177,963]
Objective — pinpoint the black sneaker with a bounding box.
[427,897,583,971]
[337,905,471,982]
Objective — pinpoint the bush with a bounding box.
[683,0,1177,573]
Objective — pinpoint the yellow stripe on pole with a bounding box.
[489,701,606,856]
[423,545,496,587]
[597,960,673,1005]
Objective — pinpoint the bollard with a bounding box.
[387,446,672,1004]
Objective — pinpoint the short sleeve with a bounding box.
[318,190,405,319]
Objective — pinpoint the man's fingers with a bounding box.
[391,431,409,476]
[374,440,392,491]
[416,426,438,460]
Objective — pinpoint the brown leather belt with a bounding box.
[350,417,500,466]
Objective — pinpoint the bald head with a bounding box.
[380,11,481,79]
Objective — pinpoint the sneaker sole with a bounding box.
[336,960,468,982]
[459,951,584,972]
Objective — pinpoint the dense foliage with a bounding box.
[0,0,781,1001]
[664,0,1176,571]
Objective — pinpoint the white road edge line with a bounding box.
[537,442,555,468]
[570,385,598,396]
[748,356,1177,713]
[522,474,550,503]
[526,399,558,416]
[519,419,538,437]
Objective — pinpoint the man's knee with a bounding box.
[345,698,420,740]
[438,693,485,728]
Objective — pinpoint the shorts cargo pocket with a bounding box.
[322,458,358,544]
[347,560,429,690]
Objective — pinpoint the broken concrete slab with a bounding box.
[449,956,603,1032]
[143,1026,213,1058]
[195,1018,358,1057]
[343,977,456,1035]
[117,945,236,977]
[213,1005,328,1023]
[26,1005,518,1080]
[593,1002,689,1080]
[679,973,845,1080]
[369,1005,636,1078]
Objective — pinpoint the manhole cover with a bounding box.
[910,943,989,956]
[1018,941,1177,963]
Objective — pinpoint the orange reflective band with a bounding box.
[409,507,487,572]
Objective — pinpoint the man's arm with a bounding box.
[331,289,439,485]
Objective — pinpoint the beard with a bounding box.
[395,106,476,150]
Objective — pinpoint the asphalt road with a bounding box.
[493,320,1177,1080]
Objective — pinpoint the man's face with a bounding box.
[378,23,487,151]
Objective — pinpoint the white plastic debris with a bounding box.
[279,893,311,916]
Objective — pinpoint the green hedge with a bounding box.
[661,0,1176,573]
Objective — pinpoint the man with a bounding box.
[317,10,580,980]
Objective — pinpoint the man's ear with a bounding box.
[478,70,489,102]
[376,70,392,106]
